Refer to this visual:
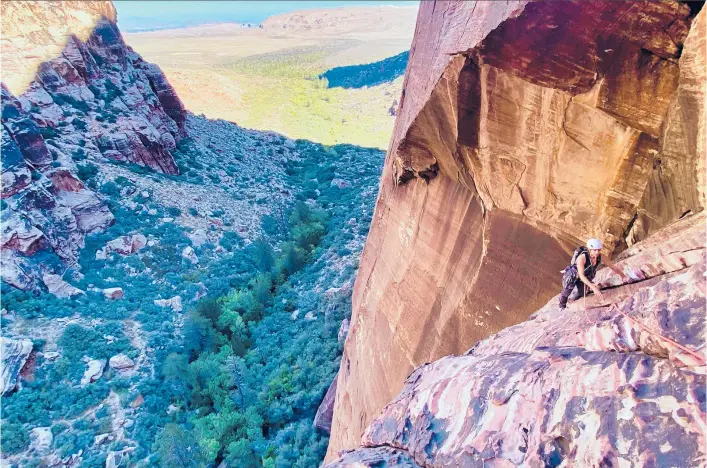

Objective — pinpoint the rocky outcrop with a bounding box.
[81,358,106,385]
[314,375,338,434]
[1,1,187,291]
[1,337,33,395]
[326,213,706,467]
[96,233,147,259]
[327,2,706,460]
[153,295,183,312]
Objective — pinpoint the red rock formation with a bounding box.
[325,212,706,467]
[0,1,187,291]
[327,2,706,460]
[314,373,338,434]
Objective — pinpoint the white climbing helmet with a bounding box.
[587,238,603,250]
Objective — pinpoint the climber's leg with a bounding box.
[559,281,578,310]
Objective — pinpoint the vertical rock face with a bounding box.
[326,213,706,467]
[326,2,705,461]
[1,1,187,291]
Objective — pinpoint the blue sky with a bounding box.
[114,1,419,32]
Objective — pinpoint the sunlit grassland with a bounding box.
[218,44,401,149]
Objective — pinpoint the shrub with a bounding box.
[104,80,124,101]
[39,126,59,140]
[220,232,243,251]
[76,163,99,184]
[100,181,120,197]
[1,422,29,454]
[154,423,205,467]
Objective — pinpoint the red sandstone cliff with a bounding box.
[325,212,706,466]
[326,1,706,461]
[1,1,186,290]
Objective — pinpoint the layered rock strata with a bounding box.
[1,1,186,291]
[327,2,706,459]
[326,212,706,467]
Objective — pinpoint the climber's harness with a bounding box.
[561,246,601,288]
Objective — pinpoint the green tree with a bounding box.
[154,424,203,467]
[252,239,275,272]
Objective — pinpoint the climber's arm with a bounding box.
[576,255,604,299]
[603,257,629,283]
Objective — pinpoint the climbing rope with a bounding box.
[577,282,704,365]
[607,303,706,364]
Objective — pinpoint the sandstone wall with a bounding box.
[325,213,706,467]
[1,1,186,291]
[326,2,706,460]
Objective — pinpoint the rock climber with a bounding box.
[559,238,628,310]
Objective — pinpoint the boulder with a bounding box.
[153,295,183,312]
[42,273,85,298]
[187,229,208,247]
[102,287,123,300]
[42,351,60,361]
[193,282,208,301]
[105,449,134,468]
[330,179,351,189]
[108,354,134,371]
[29,427,52,453]
[181,246,198,264]
[80,359,105,385]
[0,337,33,394]
[97,234,147,258]
[1,212,45,256]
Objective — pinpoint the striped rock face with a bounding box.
[325,213,706,467]
[326,2,706,459]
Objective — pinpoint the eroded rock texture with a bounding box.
[0,337,33,395]
[326,213,706,467]
[1,1,186,291]
[327,2,706,460]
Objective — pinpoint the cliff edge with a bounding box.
[326,1,705,460]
